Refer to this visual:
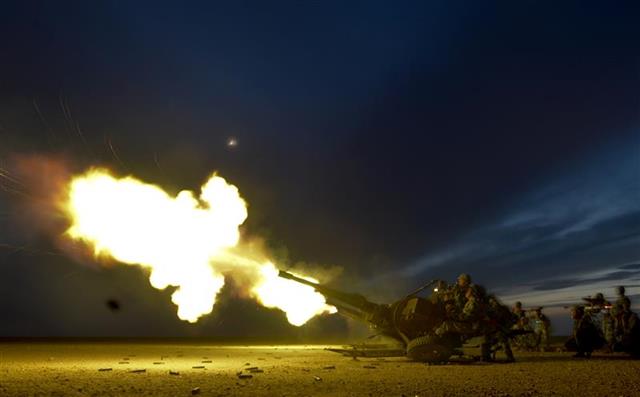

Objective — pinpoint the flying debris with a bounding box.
[105,299,121,312]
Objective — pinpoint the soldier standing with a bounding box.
[619,297,640,355]
[612,286,628,341]
[532,307,551,351]
[487,295,516,362]
[511,301,530,349]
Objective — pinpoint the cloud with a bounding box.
[530,269,640,292]
[388,134,640,334]
[619,263,640,270]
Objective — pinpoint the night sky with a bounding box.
[1,2,638,337]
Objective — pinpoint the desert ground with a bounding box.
[1,341,639,397]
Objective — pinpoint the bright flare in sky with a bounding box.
[63,169,334,324]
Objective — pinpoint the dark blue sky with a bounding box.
[0,1,638,336]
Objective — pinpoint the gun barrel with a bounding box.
[278,270,382,321]
[278,270,319,288]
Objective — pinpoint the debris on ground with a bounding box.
[363,365,377,369]
[201,360,212,363]
[191,366,205,369]
[313,376,322,381]
[237,374,253,379]
[118,361,129,364]
[169,371,180,376]
[98,368,112,372]
[153,362,165,365]
[129,369,146,373]
[323,365,336,370]
[191,386,200,395]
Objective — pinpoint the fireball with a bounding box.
[63,168,334,324]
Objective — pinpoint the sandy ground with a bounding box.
[1,342,639,397]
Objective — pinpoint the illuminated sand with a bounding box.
[1,342,640,396]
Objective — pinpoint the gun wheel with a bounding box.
[406,335,452,363]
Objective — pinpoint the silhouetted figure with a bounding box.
[566,305,604,358]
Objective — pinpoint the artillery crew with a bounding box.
[432,274,515,362]
[422,274,637,361]
[563,286,638,358]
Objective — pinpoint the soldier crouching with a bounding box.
[565,305,605,358]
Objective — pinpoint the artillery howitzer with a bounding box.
[278,270,515,362]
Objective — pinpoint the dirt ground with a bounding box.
[1,342,639,397]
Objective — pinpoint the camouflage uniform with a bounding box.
[434,286,483,337]
[451,273,473,311]
[511,302,533,349]
[602,311,615,349]
[532,308,551,351]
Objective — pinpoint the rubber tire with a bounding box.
[406,335,453,363]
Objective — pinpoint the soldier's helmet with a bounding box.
[457,273,471,284]
[515,301,522,308]
[617,286,626,296]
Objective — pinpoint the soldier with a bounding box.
[590,292,608,307]
[452,273,473,310]
[615,286,628,307]
[434,285,483,336]
[565,305,604,358]
[486,295,516,362]
[620,297,640,356]
[511,301,533,350]
[512,301,526,329]
[612,286,628,340]
[429,280,451,306]
[434,285,494,360]
[532,307,551,351]
[602,309,615,352]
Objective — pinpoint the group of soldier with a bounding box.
[426,273,638,361]
[566,286,639,358]
[511,302,551,351]
[428,273,517,362]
